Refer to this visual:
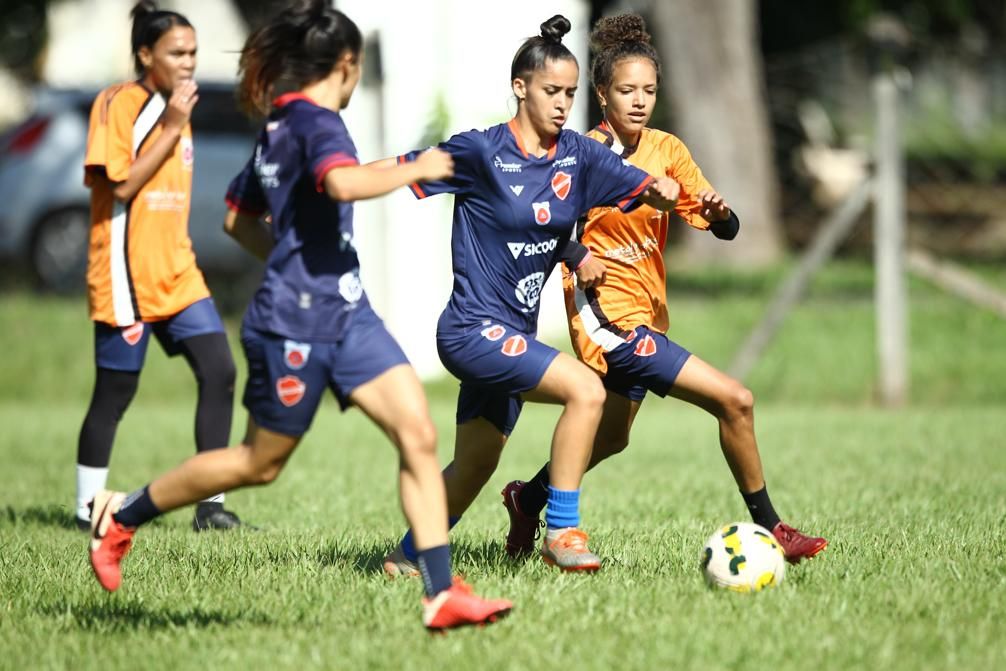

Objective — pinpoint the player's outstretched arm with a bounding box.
[639,176,680,212]
[323,149,453,202]
[224,209,273,261]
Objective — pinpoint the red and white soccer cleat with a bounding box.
[88,490,135,592]
[772,522,828,563]
[501,480,544,559]
[422,578,512,631]
[541,527,601,572]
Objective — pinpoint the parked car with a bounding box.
[0,82,261,293]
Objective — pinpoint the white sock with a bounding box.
[76,465,109,521]
[201,493,225,504]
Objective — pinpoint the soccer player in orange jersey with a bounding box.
[502,14,827,562]
[75,1,242,531]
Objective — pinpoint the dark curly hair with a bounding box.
[589,14,662,95]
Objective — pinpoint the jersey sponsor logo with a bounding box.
[603,236,661,264]
[121,322,144,346]
[276,375,306,407]
[551,171,572,200]
[515,272,545,310]
[507,237,558,259]
[552,155,577,168]
[481,324,506,341]
[283,340,312,370]
[509,184,524,197]
[501,334,527,357]
[494,155,522,173]
[634,334,657,357]
[532,201,551,225]
[180,136,194,169]
[254,146,281,189]
[338,270,363,304]
[339,232,356,253]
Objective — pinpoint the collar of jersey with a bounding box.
[507,118,558,161]
[598,119,640,159]
[273,92,320,109]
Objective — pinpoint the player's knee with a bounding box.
[723,382,755,420]
[396,416,438,460]
[601,432,630,457]
[571,373,606,412]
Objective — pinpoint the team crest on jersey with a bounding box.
[634,335,657,357]
[551,171,572,200]
[481,324,506,342]
[501,335,528,357]
[283,340,311,370]
[276,375,306,407]
[532,201,551,225]
[180,136,194,169]
[121,322,144,346]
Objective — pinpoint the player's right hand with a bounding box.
[416,148,454,182]
[164,80,199,131]
[575,254,607,289]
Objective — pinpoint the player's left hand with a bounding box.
[575,254,607,290]
[698,189,731,222]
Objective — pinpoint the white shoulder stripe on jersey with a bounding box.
[132,92,165,155]
[572,282,627,352]
[109,200,134,326]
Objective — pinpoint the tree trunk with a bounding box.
[651,0,784,267]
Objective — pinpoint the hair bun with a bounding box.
[540,15,571,43]
[589,14,651,53]
[130,0,159,21]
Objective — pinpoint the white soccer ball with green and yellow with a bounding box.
[701,522,786,592]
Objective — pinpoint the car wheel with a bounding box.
[30,207,89,293]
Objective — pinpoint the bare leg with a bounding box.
[442,418,508,518]
[148,416,300,512]
[522,352,606,490]
[668,355,764,493]
[350,364,447,552]
[586,392,643,471]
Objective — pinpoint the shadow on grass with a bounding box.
[37,600,275,631]
[314,537,529,577]
[1,504,167,531]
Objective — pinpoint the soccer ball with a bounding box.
[701,522,786,592]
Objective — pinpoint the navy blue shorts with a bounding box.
[602,326,692,402]
[241,309,409,437]
[438,322,559,436]
[94,297,226,372]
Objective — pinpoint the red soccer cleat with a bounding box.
[772,522,828,563]
[501,480,544,559]
[422,578,512,631]
[88,490,135,592]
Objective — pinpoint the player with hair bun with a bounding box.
[501,14,828,563]
[75,0,242,533]
[87,0,511,631]
[382,15,682,576]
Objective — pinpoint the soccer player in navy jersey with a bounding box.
[86,1,511,631]
[382,15,681,575]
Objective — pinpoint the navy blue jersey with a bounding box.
[400,120,653,335]
[226,94,368,342]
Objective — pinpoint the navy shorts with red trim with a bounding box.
[601,326,692,402]
[241,308,409,437]
[94,297,226,372]
[437,321,559,436]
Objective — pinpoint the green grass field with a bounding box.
[1,261,1004,670]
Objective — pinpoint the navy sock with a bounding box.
[112,486,161,528]
[741,486,781,531]
[401,516,460,562]
[544,486,580,529]
[417,544,452,597]
[517,464,551,516]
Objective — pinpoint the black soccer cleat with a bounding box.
[192,502,245,531]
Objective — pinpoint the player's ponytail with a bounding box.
[510,14,577,85]
[589,14,662,93]
[129,1,192,76]
[237,0,362,118]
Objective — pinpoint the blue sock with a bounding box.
[112,486,161,528]
[417,544,452,597]
[545,486,580,529]
[401,515,460,562]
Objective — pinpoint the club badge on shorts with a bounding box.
[481,324,506,342]
[283,340,311,370]
[501,334,528,357]
[634,334,657,357]
[276,375,306,407]
[121,322,144,346]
